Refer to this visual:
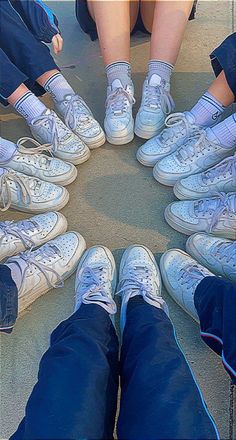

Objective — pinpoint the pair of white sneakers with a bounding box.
[104,75,174,145]
[137,112,236,188]
[161,234,236,322]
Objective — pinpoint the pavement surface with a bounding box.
[0,1,236,438]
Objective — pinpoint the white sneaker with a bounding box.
[160,249,214,322]
[0,212,67,261]
[136,112,200,167]
[75,245,117,315]
[164,192,236,239]
[135,74,174,140]
[6,231,86,314]
[174,154,236,200]
[153,129,235,186]
[29,109,91,165]
[186,233,236,283]
[104,80,135,145]
[0,168,69,213]
[1,137,77,186]
[55,94,105,149]
[117,245,168,333]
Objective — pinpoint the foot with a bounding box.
[186,233,236,283]
[1,137,77,186]
[164,192,236,239]
[55,94,106,149]
[29,109,91,165]
[153,128,235,186]
[6,231,86,314]
[135,74,174,140]
[117,244,167,333]
[104,80,135,145]
[174,154,236,200]
[136,112,200,167]
[0,169,69,213]
[160,249,214,322]
[0,212,67,261]
[74,246,117,316]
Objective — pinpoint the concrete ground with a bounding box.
[0,1,235,438]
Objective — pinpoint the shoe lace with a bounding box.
[75,265,117,314]
[202,154,236,184]
[144,83,174,114]
[106,88,135,116]
[178,264,208,290]
[194,192,236,232]
[159,113,199,146]
[176,130,218,163]
[64,95,92,131]
[0,219,40,248]
[215,241,236,265]
[33,112,73,151]
[0,170,32,212]
[16,137,53,168]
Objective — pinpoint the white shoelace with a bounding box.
[177,130,219,163]
[0,170,32,212]
[214,241,236,265]
[75,265,117,314]
[178,264,209,290]
[116,266,165,332]
[64,95,92,131]
[159,113,200,147]
[202,154,236,184]
[15,137,53,169]
[0,219,40,248]
[33,112,73,151]
[144,83,174,114]
[106,88,135,116]
[194,192,236,232]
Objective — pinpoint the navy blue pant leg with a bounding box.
[195,277,236,384]
[117,298,219,440]
[11,304,119,440]
[0,264,18,333]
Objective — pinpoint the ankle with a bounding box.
[148,60,173,84]
[106,61,132,89]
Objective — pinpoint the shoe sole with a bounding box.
[19,231,87,314]
[53,164,78,186]
[136,149,158,167]
[173,183,202,201]
[83,132,106,150]
[106,132,134,146]
[153,165,177,187]
[54,149,91,166]
[134,123,164,140]
[8,188,70,214]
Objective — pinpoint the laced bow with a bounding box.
[106,88,135,116]
[215,241,236,265]
[177,130,218,162]
[64,95,92,131]
[194,192,236,232]
[0,219,39,248]
[144,83,174,115]
[159,113,200,146]
[179,264,209,290]
[0,170,31,212]
[17,137,52,155]
[32,112,72,152]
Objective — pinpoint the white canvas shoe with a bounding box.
[117,244,168,333]
[74,245,117,315]
[0,168,69,213]
[0,212,67,261]
[104,80,135,145]
[29,109,91,165]
[135,75,174,140]
[6,231,86,314]
[160,249,214,322]
[174,154,236,200]
[1,137,77,186]
[186,233,236,283]
[164,192,236,239]
[136,112,200,167]
[153,129,235,186]
[55,94,105,149]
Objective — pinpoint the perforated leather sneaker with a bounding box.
[1,137,77,186]
[55,94,105,149]
[74,245,117,316]
[117,244,168,333]
[164,192,236,239]
[136,112,200,167]
[186,233,236,283]
[135,74,174,140]
[0,212,67,261]
[0,168,69,213]
[160,249,214,322]
[29,109,90,165]
[153,129,235,186]
[6,231,86,314]
[174,154,236,200]
[104,80,135,145]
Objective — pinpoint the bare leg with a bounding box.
[36,69,59,87]
[208,71,235,107]
[7,83,30,106]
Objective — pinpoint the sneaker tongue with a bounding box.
[111,79,124,90]
[148,74,162,87]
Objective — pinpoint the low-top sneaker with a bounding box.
[160,249,215,322]
[0,168,69,213]
[0,212,67,261]
[136,112,200,167]
[75,245,117,316]
[104,79,135,145]
[164,192,236,239]
[29,109,90,165]
[6,231,86,314]
[117,244,168,333]
[186,233,236,283]
[55,94,105,149]
[135,74,174,140]
[153,129,235,186]
[1,137,77,186]
[174,154,236,200]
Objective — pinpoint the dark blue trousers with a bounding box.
[11,299,219,440]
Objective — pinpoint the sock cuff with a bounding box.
[202,92,226,112]
[106,61,131,73]
[43,72,62,90]
[15,92,33,109]
[148,59,174,69]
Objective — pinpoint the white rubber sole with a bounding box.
[106,132,134,146]
[153,166,178,187]
[7,188,70,214]
[54,148,91,166]
[136,149,158,167]
[173,183,202,201]
[84,132,106,150]
[134,122,164,140]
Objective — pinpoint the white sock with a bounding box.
[106,61,132,89]
[207,113,236,149]
[14,92,47,124]
[0,138,17,163]
[0,167,5,177]
[5,261,26,291]
[189,92,225,127]
[43,73,75,103]
[148,60,173,84]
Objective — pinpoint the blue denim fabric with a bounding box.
[0,265,18,334]
[210,32,236,100]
